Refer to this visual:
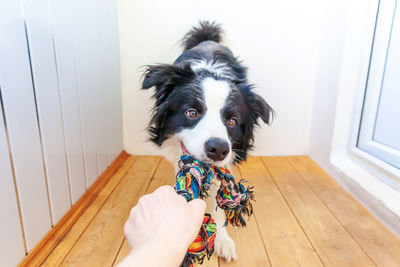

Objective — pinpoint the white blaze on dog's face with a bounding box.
[142,60,273,166]
[177,77,232,166]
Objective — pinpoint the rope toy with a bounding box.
[174,154,255,267]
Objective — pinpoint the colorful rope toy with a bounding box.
[174,154,255,267]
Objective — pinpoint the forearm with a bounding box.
[117,241,187,267]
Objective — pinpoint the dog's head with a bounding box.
[142,62,273,166]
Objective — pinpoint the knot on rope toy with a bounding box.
[174,154,255,267]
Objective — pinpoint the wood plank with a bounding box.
[112,157,175,266]
[20,151,131,267]
[59,156,161,266]
[288,156,400,267]
[113,157,220,266]
[238,157,322,267]
[113,239,130,266]
[261,157,375,266]
[219,165,270,267]
[143,157,176,193]
[42,155,134,266]
[203,253,219,267]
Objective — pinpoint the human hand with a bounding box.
[119,185,206,267]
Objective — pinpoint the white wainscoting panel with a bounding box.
[49,0,87,204]
[0,92,26,267]
[0,0,122,262]
[108,0,124,159]
[0,0,53,251]
[23,0,72,223]
[72,0,101,186]
[104,0,119,164]
[92,0,109,176]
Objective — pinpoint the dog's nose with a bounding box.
[205,138,230,161]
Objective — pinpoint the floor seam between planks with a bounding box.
[111,157,162,266]
[286,156,378,266]
[236,165,273,267]
[46,156,400,267]
[57,156,138,265]
[111,239,126,267]
[142,157,163,195]
[259,157,326,267]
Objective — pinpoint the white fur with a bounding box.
[208,179,238,261]
[191,60,233,79]
[176,77,233,167]
[161,77,238,261]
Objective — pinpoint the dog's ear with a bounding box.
[239,83,274,125]
[141,64,194,146]
[142,64,194,105]
[232,85,274,164]
[251,93,274,125]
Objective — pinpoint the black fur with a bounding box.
[231,83,274,162]
[182,21,223,51]
[141,21,274,163]
[142,64,194,107]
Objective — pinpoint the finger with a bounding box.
[187,199,206,227]
[152,186,177,205]
[154,185,175,194]
[176,193,189,204]
[137,193,152,205]
[129,205,137,217]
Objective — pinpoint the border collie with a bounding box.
[141,21,273,261]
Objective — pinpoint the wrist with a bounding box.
[120,239,188,267]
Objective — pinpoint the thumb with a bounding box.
[187,199,206,227]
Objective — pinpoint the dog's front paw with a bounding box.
[214,232,238,262]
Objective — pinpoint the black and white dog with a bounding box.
[141,21,273,261]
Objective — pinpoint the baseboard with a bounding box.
[18,151,130,267]
[329,152,400,237]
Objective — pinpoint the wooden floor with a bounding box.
[39,156,400,267]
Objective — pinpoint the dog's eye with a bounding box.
[227,117,237,127]
[186,109,199,119]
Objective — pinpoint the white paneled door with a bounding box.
[0,0,122,265]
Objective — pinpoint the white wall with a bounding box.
[309,0,348,170]
[307,0,400,236]
[118,0,327,156]
[309,0,379,176]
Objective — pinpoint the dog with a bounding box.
[141,21,273,261]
